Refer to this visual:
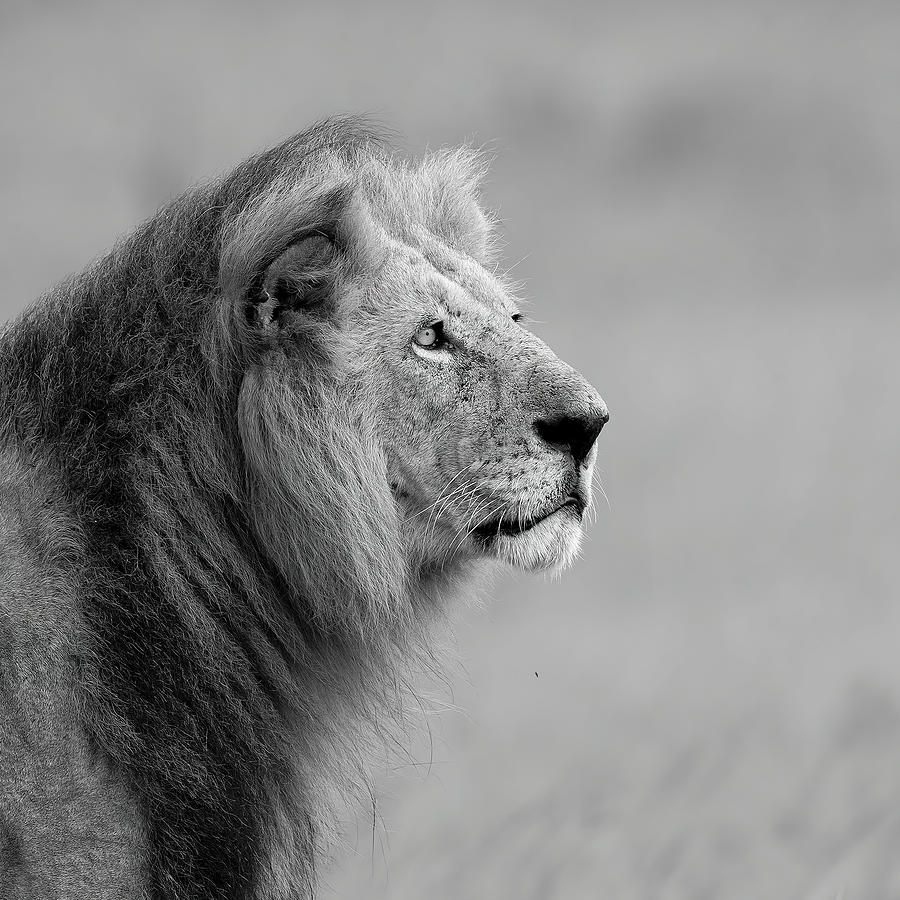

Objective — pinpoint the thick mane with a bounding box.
[0,118,473,899]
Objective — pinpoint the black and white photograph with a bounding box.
[1,1,898,898]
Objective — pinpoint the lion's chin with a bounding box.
[485,506,585,573]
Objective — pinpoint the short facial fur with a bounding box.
[0,118,607,899]
[368,234,606,574]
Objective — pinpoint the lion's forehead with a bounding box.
[372,231,577,430]
[390,230,513,317]
[382,241,561,377]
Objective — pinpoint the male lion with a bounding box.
[0,118,608,899]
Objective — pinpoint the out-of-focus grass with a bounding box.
[2,1,899,897]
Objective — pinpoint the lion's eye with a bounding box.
[413,321,445,349]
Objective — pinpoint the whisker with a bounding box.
[424,480,479,544]
[411,479,469,526]
[445,494,495,559]
[596,479,611,512]
[450,498,507,558]
[426,483,480,547]
[405,464,471,522]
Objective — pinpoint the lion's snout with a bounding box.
[533,400,608,467]
[515,334,608,467]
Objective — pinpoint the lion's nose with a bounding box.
[533,403,608,466]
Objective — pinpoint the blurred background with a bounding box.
[2,0,899,896]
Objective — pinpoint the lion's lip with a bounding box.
[475,492,586,540]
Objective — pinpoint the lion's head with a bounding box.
[359,197,607,576]
[220,126,607,610]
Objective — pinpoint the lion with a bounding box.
[0,118,608,899]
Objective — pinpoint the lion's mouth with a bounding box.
[474,491,586,541]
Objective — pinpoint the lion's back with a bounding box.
[0,450,147,899]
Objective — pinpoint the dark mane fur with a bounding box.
[0,118,461,899]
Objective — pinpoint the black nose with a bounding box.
[534,405,609,465]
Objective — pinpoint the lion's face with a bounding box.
[355,236,608,574]
[234,144,608,577]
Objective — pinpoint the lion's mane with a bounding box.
[0,119,482,898]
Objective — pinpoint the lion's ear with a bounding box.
[250,231,338,333]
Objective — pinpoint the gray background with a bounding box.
[2,1,899,897]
